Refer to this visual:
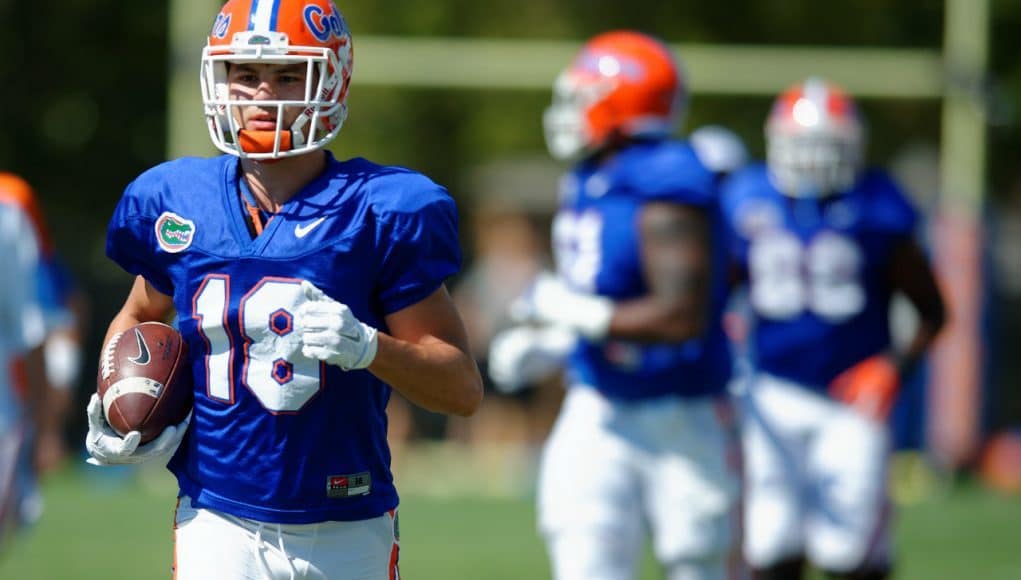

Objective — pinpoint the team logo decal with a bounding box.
[155,212,196,253]
[212,13,231,38]
[304,4,348,42]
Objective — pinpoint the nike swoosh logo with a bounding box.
[128,328,151,365]
[340,329,362,343]
[295,217,327,238]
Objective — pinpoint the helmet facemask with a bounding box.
[543,72,615,161]
[200,31,349,160]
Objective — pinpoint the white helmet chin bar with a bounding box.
[200,31,346,160]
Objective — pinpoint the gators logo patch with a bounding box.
[155,212,196,253]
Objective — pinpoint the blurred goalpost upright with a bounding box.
[168,0,989,472]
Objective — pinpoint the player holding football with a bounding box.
[83,1,483,578]
[490,31,739,580]
[721,78,946,579]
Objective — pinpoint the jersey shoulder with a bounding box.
[119,156,232,218]
[719,164,780,224]
[852,168,919,234]
[334,157,455,218]
[612,139,715,205]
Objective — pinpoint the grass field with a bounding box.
[1,457,1019,579]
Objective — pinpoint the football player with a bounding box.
[0,174,58,551]
[721,78,946,580]
[491,31,739,580]
[83,1,483,578]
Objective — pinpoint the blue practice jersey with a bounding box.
[554,139,732,401]
[721,164,918,390]
[107,153,461,524]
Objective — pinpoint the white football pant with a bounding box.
[739,373,891,573]
[539,386,741,580]
[174,496,400,580]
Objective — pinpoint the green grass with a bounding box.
[2,463,1020,579]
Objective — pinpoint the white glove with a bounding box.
[510,272,614,340]
[85,393,190,466]
[488,325,576,394]
[298,281,378,371]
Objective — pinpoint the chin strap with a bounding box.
[238,130,294,156]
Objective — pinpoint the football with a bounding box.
[97,322,193,444]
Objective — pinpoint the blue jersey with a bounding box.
[553,140,732,401]
[721,164,918,390]
[107,153,461,524]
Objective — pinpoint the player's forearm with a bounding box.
[608,296,706,343]
[893,313,946,378]
[104,276,175,346]
[368,333,483,417]
[23,342,51,437]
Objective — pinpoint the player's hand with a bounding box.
[829,355,901,423]
[510,272,613,340]
[298,281,378,371]
[488,325,576,394]
[85,393,190,466]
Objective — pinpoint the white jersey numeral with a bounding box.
[748,231,865,321]
[552,210,603,291]
[193,275,322,412]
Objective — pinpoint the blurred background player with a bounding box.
[720,78,946,580]
[491,31,739,580]
[0,173,61,551]
[0,175,84,475]
[690,124,750,184]
[83,0,482,578]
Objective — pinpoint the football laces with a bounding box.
[100,331,125,381]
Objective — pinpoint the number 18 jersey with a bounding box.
[721,164,919,390]
[107,153,461,524]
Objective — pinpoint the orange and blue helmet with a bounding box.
[543,31,685,161]
[766,77,865,197]
[200,0,354,159]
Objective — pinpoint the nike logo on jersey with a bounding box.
[128,328,151,365]
[295,217,327,238]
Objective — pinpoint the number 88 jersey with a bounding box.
[721,164,919,391]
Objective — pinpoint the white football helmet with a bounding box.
[766,77,865,197]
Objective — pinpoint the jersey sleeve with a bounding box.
[106,177,174,295]
[376,192,462,315]
[867,171,919,237]
[633,144,716,207]
[0,204,47,351]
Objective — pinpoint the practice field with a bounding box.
[2,461,1019,579]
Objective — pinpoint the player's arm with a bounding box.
[299,282,483,417]
[886,236,946,374]
[103,275,175,347]
[829,236,946,422]
[610,201,711,342]
[372,285,483,416]
[512,201,712,344]
[86,275,184,466]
